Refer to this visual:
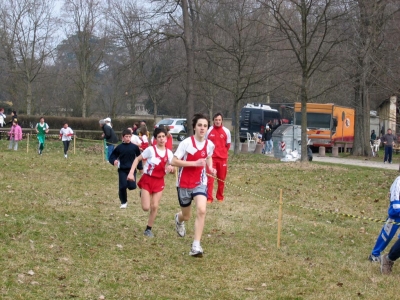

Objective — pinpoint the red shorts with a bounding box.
[137,174,165,194]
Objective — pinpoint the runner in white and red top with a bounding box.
[206,113,231,203]
[172,113,216,257]
[128,127,174,238]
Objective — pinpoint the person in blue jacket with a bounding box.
[369,176,400,262]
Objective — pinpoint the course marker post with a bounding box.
[73,134,76,155]
[277,189,283,249]
[27,133,29,153]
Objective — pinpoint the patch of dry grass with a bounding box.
[0,140,399,299]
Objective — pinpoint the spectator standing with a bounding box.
[371,129,377,142]
[172,113,216,257]
[35,117,49,155]
[8,119,22,150]
[262,125,273,154]
[132,123,139,136]
[7,111,17,126]
[59,122,74,158]
[206,113,231,203]
[100,118,118,160]
[382,128,395,164]
[0,108,6,140]
[109,129,143,209]
[0,108,5,126]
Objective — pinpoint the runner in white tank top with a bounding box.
[172,113,216,257]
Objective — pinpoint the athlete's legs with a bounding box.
[147,191,163,227]
[388,238,400,261]
[141,189,151,211]
[118,170,128,204]
[193,194,207,241]
[371,217,400,257]
[207,161,217,201]
[216,159,227,201]
[179,205,192,222]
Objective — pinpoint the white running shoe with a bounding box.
[189,244,203,257]
[64,154,67,158]
[175,213,185,237]
[120,203,127,209]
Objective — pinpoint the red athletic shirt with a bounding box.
[206,125,231,159]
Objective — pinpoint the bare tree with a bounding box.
[349,0,400,155]
[198,0,274,154]
[0,0,57,115]
[61,0,106,117]
[257,0,346,161]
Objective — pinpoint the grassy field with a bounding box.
[0,137,399,299]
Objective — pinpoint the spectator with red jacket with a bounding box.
[206,113,231,203]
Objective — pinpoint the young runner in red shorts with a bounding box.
[128,127,174,237]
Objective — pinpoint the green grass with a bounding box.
[0,138,399,299]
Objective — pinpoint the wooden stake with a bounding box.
[27,133,29,153]
[73,134,76,155]
[277,189,283,249]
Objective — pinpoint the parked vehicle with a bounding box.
[294,102,355,149]
[155,118,187,141]
[239,103,282,143]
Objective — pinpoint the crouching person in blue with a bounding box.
[109,129,143,209]
[369,176,400,262]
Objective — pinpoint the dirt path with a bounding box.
[312,155,399,170]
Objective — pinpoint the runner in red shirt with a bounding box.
[172,113,216,257]
[128,127,174,238]
[206,113,231,203]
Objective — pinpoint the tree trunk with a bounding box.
[26,80,32,116]
[233,99,240,154]
[82,84,87,118]
[181,0,195,135]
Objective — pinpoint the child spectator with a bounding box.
[109,129,143,209]
[59,122,74,158]
[127,127,174,237]
[8,119,22,150]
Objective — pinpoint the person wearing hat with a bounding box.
[262,125,273,154]
[100,118,118,160]
[8,118,22,150]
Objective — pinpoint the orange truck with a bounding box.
[294,102,355,148]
